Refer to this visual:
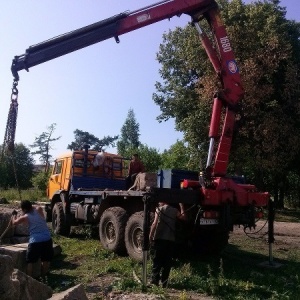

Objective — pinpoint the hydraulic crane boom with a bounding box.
[11,0,215,80]
[7,0,244,181]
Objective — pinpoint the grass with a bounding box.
[46,221,300,300]
[275,209,300,223]
[1,191,300,298]
[49,229,146,297]
[0,188,48,203]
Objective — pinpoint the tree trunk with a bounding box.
[273,179,279,208]
[278,186,285,209]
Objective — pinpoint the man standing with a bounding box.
[12,200,53,278]
[149,202,186,288]
[126,153,145,190]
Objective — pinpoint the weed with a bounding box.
[0,188,47,202]
[71,225,94,239]
[178,290,188,300]
[113,277,139,291]
[275,209,300,223]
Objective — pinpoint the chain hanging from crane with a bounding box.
[2,79,19,155]
[1,78,22,200]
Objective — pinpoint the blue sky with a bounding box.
[0,0,299,162]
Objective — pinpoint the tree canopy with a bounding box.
[117,109,140,156]
[30,123,61,168]
[0,143,34,189]
[160,140,193,170]
[153,0,300,205]
[136,144,162,172]
[67,129,118,151]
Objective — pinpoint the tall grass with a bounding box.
[0,188,48,202]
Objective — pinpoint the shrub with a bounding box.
[31,171,50,192]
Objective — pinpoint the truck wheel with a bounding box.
[52,202,71,236]
[125,211,153,262]
[45,206,52,222]
[99,207,128,254]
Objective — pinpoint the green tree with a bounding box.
[119,144,161,173]
[160,140,195,170]
[31,171,50,192]
[138,144,162,172]
[153,24,212,169]
[67,129,118,151]
[30,123,61,169]
[153,0,300,207]
[0,143,34,189]
[117,109,140,156]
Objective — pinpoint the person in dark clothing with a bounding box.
[12,200,53,277]
[149,202,185,288]
[126,153,145,190]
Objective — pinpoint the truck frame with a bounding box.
[4,0,270,264]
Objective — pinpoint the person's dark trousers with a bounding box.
[151,239,174,287]
[125,176,131,190]
[125,173,138,190]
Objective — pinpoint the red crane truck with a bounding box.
[4,0,270,263]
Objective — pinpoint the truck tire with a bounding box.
[45,207,52,222]
[125,211,153,262]
[52,202,71,236]
[99,207,128,254]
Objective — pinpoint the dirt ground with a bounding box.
[233,220,300,249]
[84,221,300,300]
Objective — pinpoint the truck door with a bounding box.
[47,158,69,200]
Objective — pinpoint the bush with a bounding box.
[31,171,50,191]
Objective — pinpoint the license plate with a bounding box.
[200,218,219,225]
